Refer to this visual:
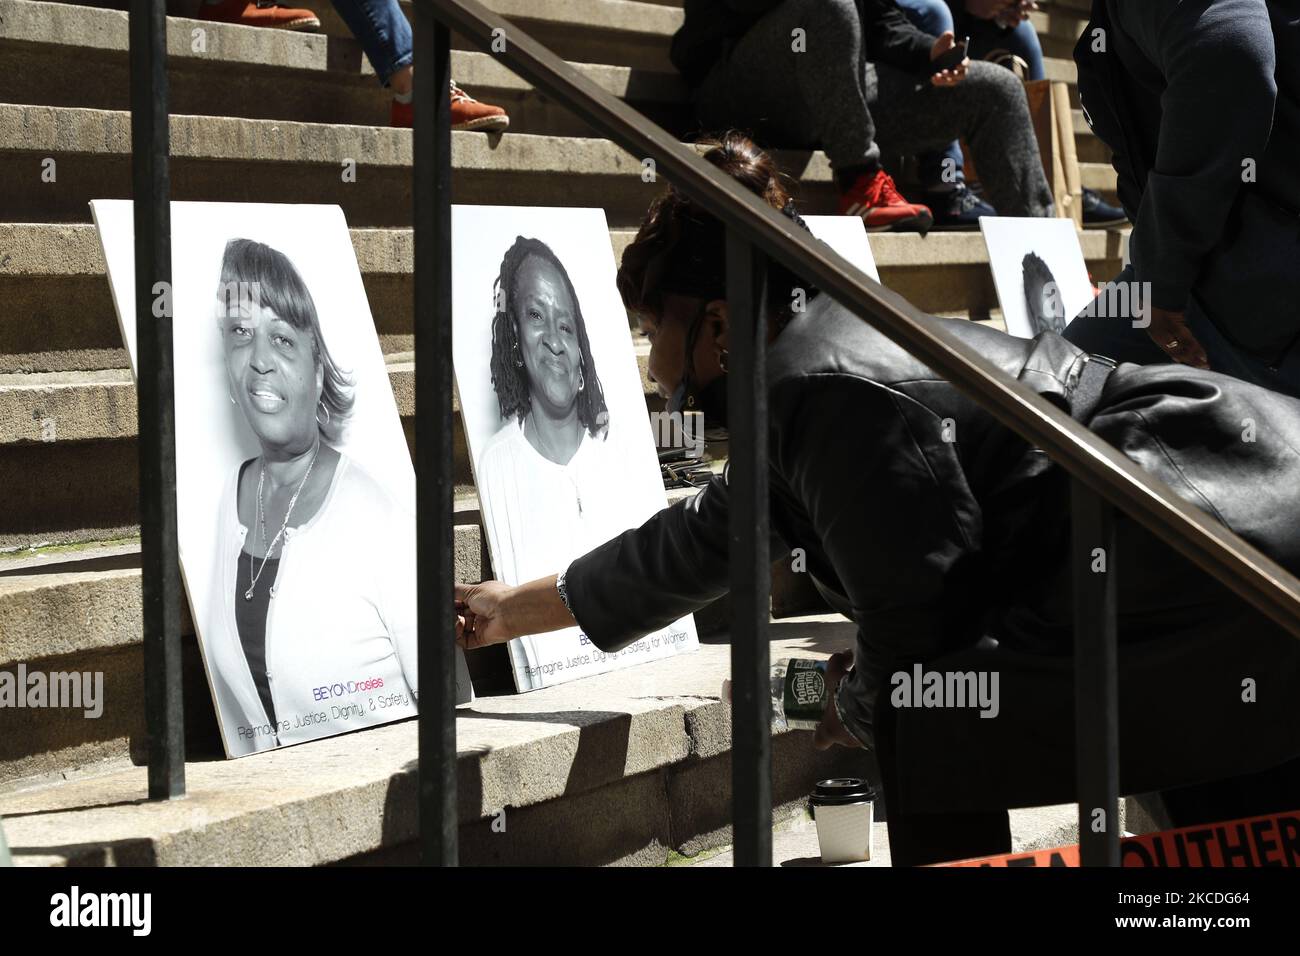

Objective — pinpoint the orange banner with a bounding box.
[939,808,1300,867]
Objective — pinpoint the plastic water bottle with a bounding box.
[722,658,830,731]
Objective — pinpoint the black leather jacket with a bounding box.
[564,294,1300,749]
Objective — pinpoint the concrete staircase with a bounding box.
[0,0,1112,864]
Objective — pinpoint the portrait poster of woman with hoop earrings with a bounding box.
[451,207,699,691]
[92,202,472,758]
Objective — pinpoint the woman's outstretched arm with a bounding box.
[455,575,574,650]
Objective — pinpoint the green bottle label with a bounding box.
[783,659,829,724]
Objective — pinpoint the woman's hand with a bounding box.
[1146,306,1211,370]
[813,651,866,751]
[455,573,578,650]
[455,580,517,650]
[929,31,970,88]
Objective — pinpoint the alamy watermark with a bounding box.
[649,409,703,458]
[1040,279,1154,328]
[50,887,150,936]
[0,664,103,718]
[890,664,999,718]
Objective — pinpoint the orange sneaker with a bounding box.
[449,81,509,131]
[837,168,933,235]
[389,81,510,132]
[198,0,320,31]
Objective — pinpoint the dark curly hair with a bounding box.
[488,237,609,439]
[616,131,817,325]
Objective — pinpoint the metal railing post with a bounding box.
[726,231,772,867]
[414,5,458,866]
[1072,480,1120,865]
[129,0,184,800]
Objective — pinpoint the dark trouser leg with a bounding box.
[876,696,1012,866]
[895,0,965,189]
[870,60,1054,217]
[693,0,881,174]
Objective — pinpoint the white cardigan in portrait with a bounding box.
[203,452,464,757]
[476,417,632,586]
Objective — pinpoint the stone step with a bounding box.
[1073,109,1111,164]
[1,0,1093,128]
[1027,5,1090,60]
[0,221,1128,375]
[1080,160,1116,195]
[0,341,668,546]
[685,801,1094,867]
[0,0,1111,188]
[0,0,691,136]
[0,218,1127,548]
[0,513,802,794]
[0,622,866,865]
[27,0,687,72]
[0,484,552,780]
[0,101,1107,230]
[0,104,683,228]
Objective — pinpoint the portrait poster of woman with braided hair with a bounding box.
[451,206,699,691]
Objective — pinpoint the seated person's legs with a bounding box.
[960,6,1126,226]
[871,58,1054,218]
[896,0,999,229]
[695,0,933,233]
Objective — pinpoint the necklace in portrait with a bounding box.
[245,441,320,601]
[527,418,583,515]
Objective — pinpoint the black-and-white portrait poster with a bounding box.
[451,206,699,691]
[979,217,1095,339]
[803,215,881,283]
[92,201,472,758]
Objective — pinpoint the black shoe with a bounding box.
[926,182,997,230]
[1082,187,1128,227]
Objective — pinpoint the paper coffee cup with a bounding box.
[810,778,876,863]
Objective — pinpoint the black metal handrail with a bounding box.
[419,0,1300,868]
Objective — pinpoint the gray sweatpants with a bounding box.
[693,0,1054,217]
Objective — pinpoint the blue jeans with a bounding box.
[329,0,413,87]
[895,0,1046,190]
